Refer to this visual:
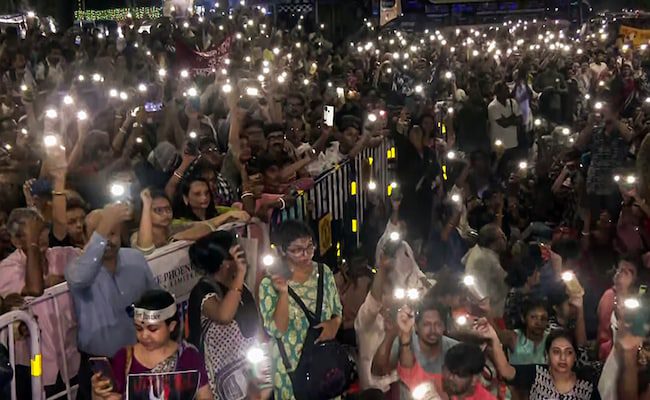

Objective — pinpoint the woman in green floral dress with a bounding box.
[259,220,343,400]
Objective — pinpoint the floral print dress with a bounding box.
[259,262,342,400]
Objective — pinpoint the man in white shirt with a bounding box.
[462,223,508,317]
[355,205,429,394]
[354,255,400,393]
[589,51,608,81]
[487,82,522,151]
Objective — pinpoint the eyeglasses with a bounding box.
[286,243,315,256]
[152,206,173,215]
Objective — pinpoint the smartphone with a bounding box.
[185,140,199,156]
[323,105,334,127]
[89,357,116,387]
[188,96,200,112]
[267,256,292,280]
[144,102,163,113]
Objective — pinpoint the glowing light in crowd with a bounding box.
[246,347,265,364]
[262,254,274,266]
[43,134,58,147]
[77,110,88,120]
[624,298,640,309]
[45,109,58,119]
[63,95,74,105]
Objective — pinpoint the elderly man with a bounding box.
[0,208,80,398]
[462,223,508,318]
[65,203,157,399]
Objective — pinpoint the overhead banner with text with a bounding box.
[380,0,402,26]
[619,25,650,47]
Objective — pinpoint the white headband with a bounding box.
[132,304,177,324]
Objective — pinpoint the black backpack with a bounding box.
[276,264,357,400]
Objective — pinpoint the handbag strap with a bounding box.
[287,263,325,325]
[125,346,133,382]
[275,263,325,372]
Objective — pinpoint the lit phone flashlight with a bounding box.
[463,275,487,302]
[109,182,131,205]
[623,297,648,336]
[561,271,583,296]
[246,345,272,389]
[412,382,439,400]
[262,252,292,280]
[383,231,402,257]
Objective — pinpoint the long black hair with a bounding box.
[174,175,218,221]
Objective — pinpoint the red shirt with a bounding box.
[398,362,497,400]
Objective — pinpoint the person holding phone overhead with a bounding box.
[187,231,262,400]
[91,289,212,400]
[258,220,343,399]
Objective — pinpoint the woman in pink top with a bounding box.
[0,208,81,397]
[597,254,643,361]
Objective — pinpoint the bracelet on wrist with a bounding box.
[399,340,411,347]
[279,197,286,210]
[173,171,184,180]
[52,190,66,196]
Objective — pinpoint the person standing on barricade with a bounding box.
[65,202,158,400]
[0,207,81,398]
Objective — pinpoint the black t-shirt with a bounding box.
[187,277,259,350]
[48,228,72,248]
[508,364,601,400]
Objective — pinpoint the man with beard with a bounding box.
[65,203,157,399]
[373,298,458,393]
[440,343,496,400]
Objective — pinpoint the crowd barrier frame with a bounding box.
[0,310,42,400]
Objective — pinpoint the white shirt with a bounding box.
[462,245,508,317]
[590,62,608,79]
[375,220,427,289]
[488,98,520,150]
[354,292,399,392]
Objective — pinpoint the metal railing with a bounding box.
[0,310,42,400]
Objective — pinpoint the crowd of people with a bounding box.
[0,4,648,400]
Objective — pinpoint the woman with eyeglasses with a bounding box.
[258,220,342,399]
[132,188,250,255]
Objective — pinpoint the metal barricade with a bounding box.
[24,283,78,400]
[270,140,394,249]
[0,310,43,400]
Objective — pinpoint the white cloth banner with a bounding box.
[147,241,199,303]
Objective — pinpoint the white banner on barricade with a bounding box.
[146,241,199,303]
